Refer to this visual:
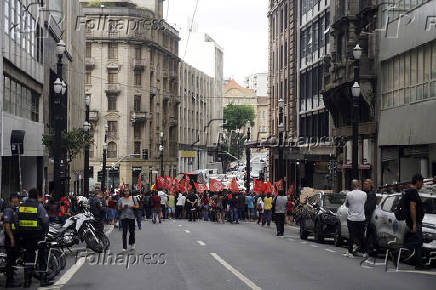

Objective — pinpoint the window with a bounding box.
[134,124,141,138]
[4,76,10,113]
[108,96,117,111]
[85,72,91,84]
[108,72,118,84]
[300,29,306,63]
[31,92,39,122]
[107,142,117,158]
[284,4,288,30]
[90,145,94,159]
[134,142,141,155]
[134,71,142,86]
[313,20,318,57]
[108,43,118,59]
[134,95,141,112]
[86,43,92,58]
[325,12,330,47]
[107,121,118,135]
[382,196,396,212]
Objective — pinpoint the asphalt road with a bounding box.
[4,219,435,290]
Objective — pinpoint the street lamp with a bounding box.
[277,98,285,188]
[53,39,67,200]
[83,94,91,197]
[351,43,361,181]
[102,123,108,192]
[236,129,241,160]
[159,132,164,177]
[245,121,251,194]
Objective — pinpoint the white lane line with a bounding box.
[197,241,206,246]
[178,224,182,227]
[39,226,114,290]
[387,270,436,276]
[210,253,262,290]
[325,249,336,253]
[287,225,300,230]
[185,229,191,233]
[300,241,308,244]
[287,238,295,242]
[311,244,319,248]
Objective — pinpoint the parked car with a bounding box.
[370,192,436,263]
[299,191,346,243]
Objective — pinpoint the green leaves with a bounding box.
[42,128,93,163]
[223,104,255,131]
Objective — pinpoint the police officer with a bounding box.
[3,193,20,288]
[17,188,52,287]
[90,188,106,237]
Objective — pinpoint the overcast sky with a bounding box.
[164,0,268,84]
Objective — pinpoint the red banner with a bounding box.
[194,182,208,193]
[228,178,239,193]
[286,183,295,196]
[264,182,274,194]
[209,179,225,192]
[137,174,142,191]
[274,179,284,195]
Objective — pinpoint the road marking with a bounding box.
[387,269,436,276]
[39,226,114,290]
[197,241,206,246]
[210,253,262,290]
[178,225,182,227]
[287,238,295,242]
[185,229,191,233]
[287,225,300,230]
[311,244,319,248]
[300,241,308,244]
[325,249,336,253]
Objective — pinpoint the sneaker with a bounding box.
[130,244,135,250]
[344,252,353,258]
[122,248,127,252]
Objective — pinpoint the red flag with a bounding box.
[264,182,274,194]
[286,183,295,196]
[274,179,284,192]
[228,178,239,193]
[194,182,208,193]
[253,179,265,195]
[156,177,166,189]
[137,174,142,191]
[209,179,225,192]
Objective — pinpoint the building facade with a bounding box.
[322,0,378,189]
[245,72,268,97]
[245,73,270,141]
[377,1,436,185]
[82,0,180,190]
[267,0,298,188]
[297,0,334,190]
[178,62,214,173]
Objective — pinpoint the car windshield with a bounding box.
[421,197,436,214]
[322,194,346,210]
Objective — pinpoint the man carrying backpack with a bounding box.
[404,173,430,270]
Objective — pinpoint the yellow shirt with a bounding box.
[264,197,273,210]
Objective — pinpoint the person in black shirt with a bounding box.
[404,173,429,270]
[186,191,198,222]
[3,193,21,287]
[363,179,377,256]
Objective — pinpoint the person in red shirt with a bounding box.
[286,197,294,225]
[151,191,161,224]
[202,193,210,221]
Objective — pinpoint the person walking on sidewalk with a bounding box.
[151,191,162,224]
[117,189,139,252]
[345,180,367,257]
[274,190,288,236]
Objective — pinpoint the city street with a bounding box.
[37,220,436,290]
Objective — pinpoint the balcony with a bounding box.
[130,111,147,124]
[89,111,99,122]
[170,70,177,79]
[105,83,121,95]
[132,58,146,71]
[85,57,95,70]
[169,116,177,127]
[107,132,118,140]
[150,86,158,96]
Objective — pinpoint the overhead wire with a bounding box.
[182,0,200,60]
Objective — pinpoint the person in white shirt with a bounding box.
[159,191,168,219]
[256,196,265,225]
[176,193,186,219]
[345,179,367,256]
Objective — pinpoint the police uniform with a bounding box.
[3,205,19,285]
[17,198,50,287]
[89,194,106,236]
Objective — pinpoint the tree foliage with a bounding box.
[42,128,93,163]
[223,104,255,131]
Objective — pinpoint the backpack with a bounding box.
[393,195,407,221]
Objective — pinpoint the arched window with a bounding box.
[107,142,117,158]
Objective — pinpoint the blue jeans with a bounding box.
[203,206,209,221]
[248,208,255,218]
[231,207,239,223]
[262,210,272,225]
[136,210,143,229]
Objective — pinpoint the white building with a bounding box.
[245,72,268,97]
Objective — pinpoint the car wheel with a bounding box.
[334,223,342,247]
[314,221,325,243]
[300,220,309,240]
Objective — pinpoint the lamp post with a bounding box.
[83,95,91,197]
[245,121,251,194]
[236,129,240,160]
[278,98,285,185]
[149,166,153,188]
[351,43,362,181]
[159,132,164,176]
[53,40,66,200]
[102,123,108,192]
